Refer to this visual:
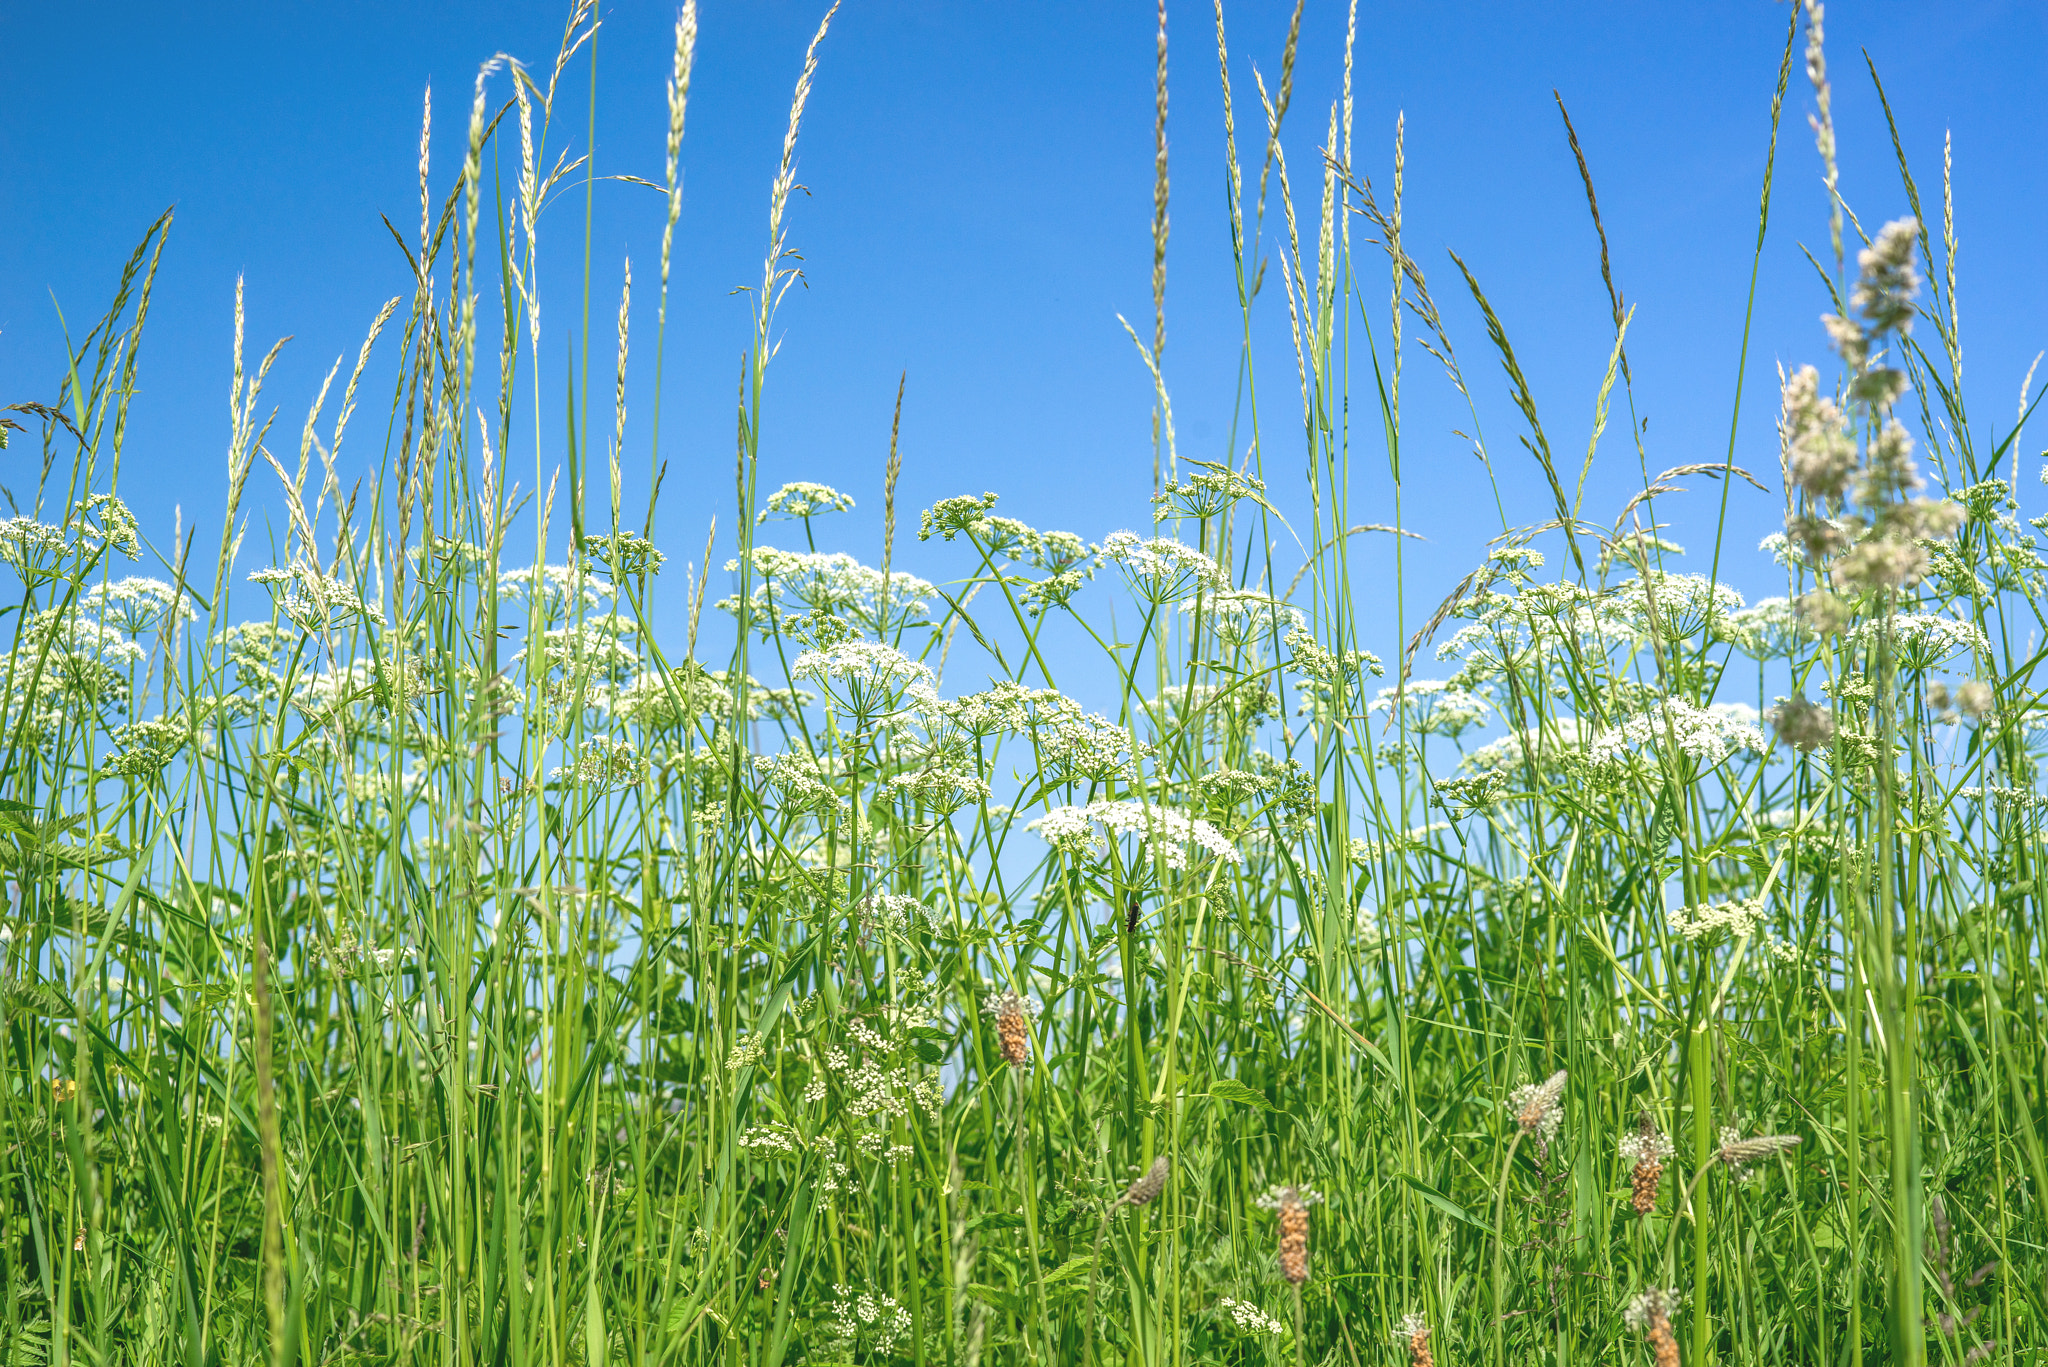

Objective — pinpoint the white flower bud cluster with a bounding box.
[1031,800,1242,869]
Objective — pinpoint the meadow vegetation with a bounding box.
[2,2,2043,1364]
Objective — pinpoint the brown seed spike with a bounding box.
[985,989,1037,1068]
[1631,1157,1665,1216]
[1258,1184,1322,1286]
[1123,1154,1171,1206]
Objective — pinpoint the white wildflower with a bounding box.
[248,562,386,631]
[550,736,648,791]
[1217,1298,1285,1335]
[1370,681,1492,738]
[499,563,613,614]
[759,481,855,521]
[754,750,845,815]
[1590,700,1766,771]
[1098,531,1226,602]
[1030,799,1242,869]
[81,577,195,635]
[1187,588,1305,648]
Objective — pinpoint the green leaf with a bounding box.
[1040,1254,1096,1286]
[1396,1172,1487,1230]
[1204,1078,1273,1110]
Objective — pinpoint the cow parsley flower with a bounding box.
[1030,799,1242,869]
[1099,531,1226,603]
[1590,700,1766,771]
[81,577,195,635]
[758,481,855,522]
[793,641,934,718]
[1217,1298,1285,1336]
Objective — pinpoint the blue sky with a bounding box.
[4,1,2044,674]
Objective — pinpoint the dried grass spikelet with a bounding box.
[1123,1154,1171,1207]
[1256,1184,1323,1286]
[984,988,1038,1068]
[1396,1311,1432,1367]
[1625,1287,1680,1367]
[1620,1112,1674,1217]
[1718,1131,1801,1171]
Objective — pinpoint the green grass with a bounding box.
[2,3,2044,1365]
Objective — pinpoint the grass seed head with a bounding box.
[1511,1068,1568,1150]
[1620,1112,1674,1216]
[1123,1153,1171,1206]
[1625,1288,1680,1367]
[1396,1311,1432,1367]
[1718,1130,1801,1174]
[1256,1184,1322,1285]
[985,988,1038,1067]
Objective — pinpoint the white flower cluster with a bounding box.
[1156,464,1268,518]
[1030,800,1242,869]
[27,610,148,669]
[754,751,845,815]
[724,546,935,634]
[1152,682,1279,738]
[1370,681,1492,738]
[828,1285,912,1355]
[582,530,664,577]
[81,577,195,635]
[101,718,186,779]
[758,481,855,521]
[736,1124,799,1155]
[0,516,71,574]
[1286,627,1382,685]
[248,563,386,631]
[918,491,1000,541]
[292,658,438,719]
[521,619,640,685]
[1098,531,1226,602]
[1605,571,1745,643]
[929,680,1144,783]
[68,493,141,560]
[550,736,648,791]
[792,641,935,709]
[976,515,1092,573]
[1666,897,1794,962]
[1253,1184,1324,1210]
[1217,1298,1285,1335]
[884,763,990,813]
[328,935,407,971]
[1463,717,1591,774]
[1188,589,1305,649]
[1957,785,2048,815]
[857,891,937,937]
[1618,1129,1675,1168]
[499,563,613,614]
[1716,597,1812,660]
[1589,700,1766,771]
[1849,613,1987,668]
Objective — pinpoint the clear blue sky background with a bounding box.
[4,1,2044,679]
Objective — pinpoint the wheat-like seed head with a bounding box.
[1124,1154,1171,1206]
